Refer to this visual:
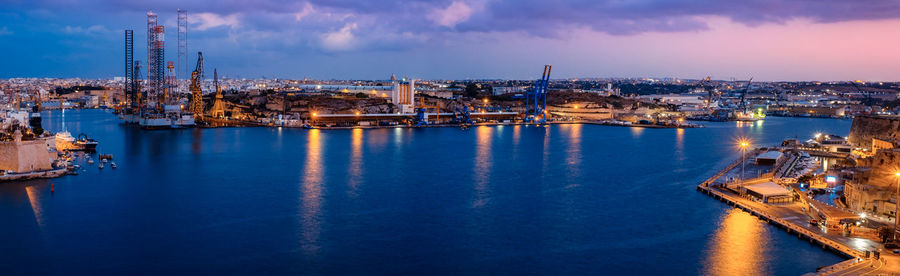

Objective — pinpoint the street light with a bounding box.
[738,138,751,196]
[894,172,900,241]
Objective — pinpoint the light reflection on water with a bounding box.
[704,209,769,276]
[300,129,323,255]
[4,110,854,274]
[347,128,363,197]
[675,128,685,162]
[25,182,50,244]
[473,126,493,208]
[564,124,582,186]
[631,127,644,138]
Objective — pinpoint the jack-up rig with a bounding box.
[117,10,196,129]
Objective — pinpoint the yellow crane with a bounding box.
[210,69,226,119]
[188,52,204,115]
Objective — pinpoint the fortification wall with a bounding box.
[848,115,900,148]
[0,139,53,172]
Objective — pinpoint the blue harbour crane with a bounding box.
[526,65,552,124]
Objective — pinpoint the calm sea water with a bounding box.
[0,110,851,275]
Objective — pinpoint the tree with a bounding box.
[465,83,479,98]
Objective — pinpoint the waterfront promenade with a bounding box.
[698,151,900,275]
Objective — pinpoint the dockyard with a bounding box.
[698,139,900,275]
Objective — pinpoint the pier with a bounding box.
[697,151,900,275]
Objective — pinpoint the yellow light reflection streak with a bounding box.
[472,126,492,208]
[631,127,644,138]
[300,129,323,255]
[565,124,582,186]
[675,128,685,161]
[512,125,521,147]
[25,184,47,235]
[704,209,768,275]
[348,128,363,197]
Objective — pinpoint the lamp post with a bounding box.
[895,172,900,241]
[739,139,750,197]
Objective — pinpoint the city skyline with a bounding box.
[2,0,900,81]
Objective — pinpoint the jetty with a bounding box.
[698,149,900,275]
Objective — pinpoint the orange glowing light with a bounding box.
[736,137,751,149]
[355,112,361,116]
[483,98,489,103]
[312,112,318,117]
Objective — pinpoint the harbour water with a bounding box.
[1,110,850,274]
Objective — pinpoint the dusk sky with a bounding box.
[2,0,900,81]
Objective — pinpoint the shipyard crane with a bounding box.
[188,52,204,115]
[415,100,440,126]
[210,68,226,118]
[698,76,714,109]
[739,77,753,110]
[526,65,552,124]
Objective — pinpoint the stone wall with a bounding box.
[0,138,54,172]
[848,115,900,148]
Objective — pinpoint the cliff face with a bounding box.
[848,115,900,148]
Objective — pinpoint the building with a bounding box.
[843,149,900,218]
[755,151,784,166]
[873,138,895,153]
[392,79,415,113]
[844,176,895,218]
[492,86,526,96]
[297,84,392,96]
[745,182,794,203]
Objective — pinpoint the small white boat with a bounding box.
[110,162,117,169]
[98,163,104,169]
[88,159,94,165]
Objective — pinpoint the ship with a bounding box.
[139,113,171,129]
[55,131,98,152]
[171,113,196,128]
[122,105,196,129]
[54,131,76,151]
[74,133,98,151]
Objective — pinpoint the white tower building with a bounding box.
[392,78,415,113]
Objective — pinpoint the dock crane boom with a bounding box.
[526,65,552,124]
[188,52,204,115]
[739,77,753,110]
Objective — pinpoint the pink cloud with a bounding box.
[428,1,473,27]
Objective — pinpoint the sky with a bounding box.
[1,0,900,81]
